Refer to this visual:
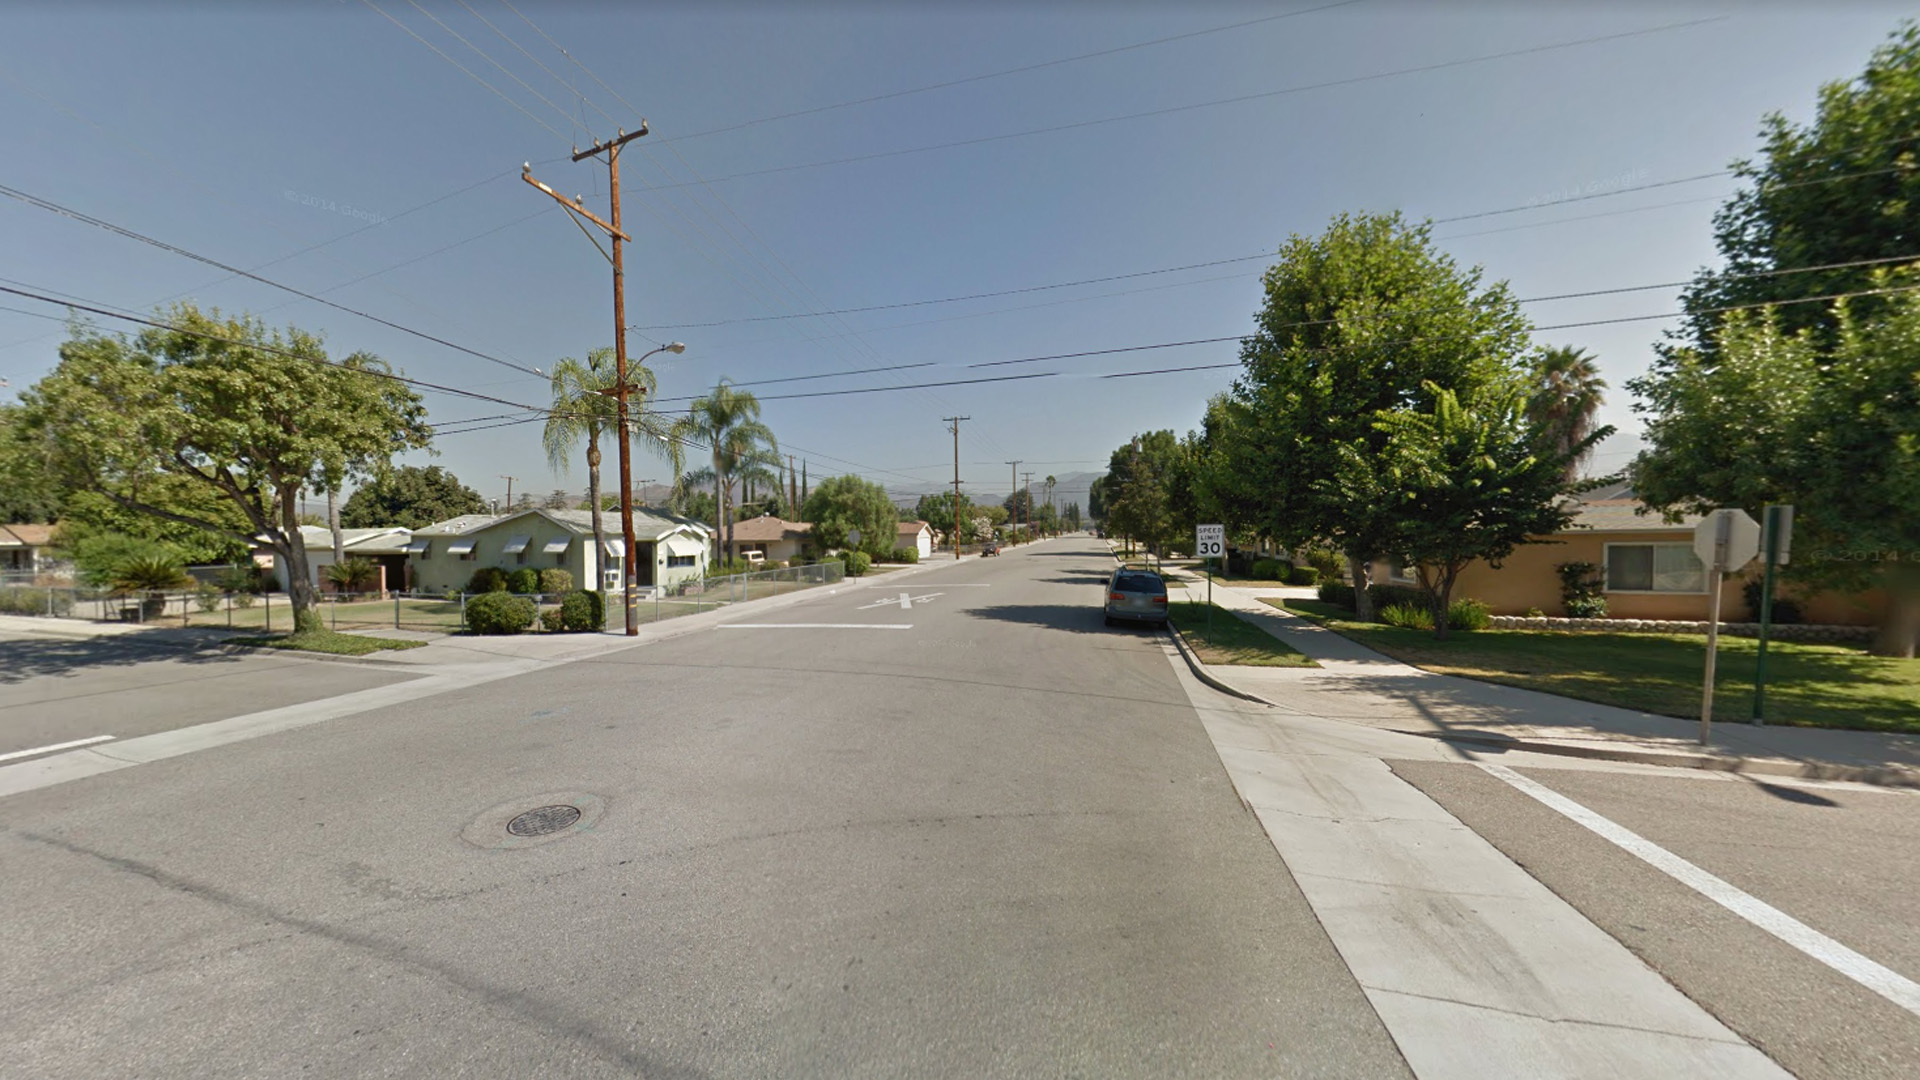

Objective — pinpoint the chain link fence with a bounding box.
[0,559,846,636]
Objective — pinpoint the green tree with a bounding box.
[1525,346,1609,481]
[11,305,428,631]
[1677,22,1920,356]
[671,380,777,563]
[1064,502,1082,532]
[1101,431,1188,556]
[911,492,972,549]
[802,474,897,555]
[340,465,485,529]
[0,404,63,523]
[1343,381,1603,638]
[1630,298,1920,656]
[1224,211,1531,619]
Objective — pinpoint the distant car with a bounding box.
[1104,567,1168,628]
[981,541,1000,556]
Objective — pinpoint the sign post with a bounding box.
[1692,509,1760,746]
[1752,505,1794,725]
[1196,525,1225,633]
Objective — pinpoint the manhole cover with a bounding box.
[507,805,582,837]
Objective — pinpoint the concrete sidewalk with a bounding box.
[1163,571,1920,788]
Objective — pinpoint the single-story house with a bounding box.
[0,523,58,576]
[407,507,712,595]
[725,515,812,564]
[269,525,415,594]
[1371,483,1880,625]
[897,520,934,560]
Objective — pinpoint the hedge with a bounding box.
[559,590,601,632]
[465,591,536,634]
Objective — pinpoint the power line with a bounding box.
[360,0,571,145]
[633,17,1727,190]
[661,0,1368,144]
[634,160,1909,332]
[0,183,548,379]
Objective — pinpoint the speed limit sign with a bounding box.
[1195,524,1225,559]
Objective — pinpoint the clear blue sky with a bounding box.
[2,1,1910,513]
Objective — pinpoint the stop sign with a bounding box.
[1693,509,1760,573]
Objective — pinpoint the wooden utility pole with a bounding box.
[1005,461,1021,545]
[947,418,970,559]
[499,475,517,513]
[1022,471,1034,544]
[524,121,649,634]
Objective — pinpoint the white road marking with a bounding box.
[0,735,116,763]
[1480,762,1920,1018]
[854,583,991,588]
[856,592,942,611]
[721,623,913,630]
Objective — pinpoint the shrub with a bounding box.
[466,566,509,594]
[214,564,262,594]
[108,555,191,594]
[1556,561,1605,617]
[843,550,872,576]
[1740,578,1805,624]
[1317,582,1356,608]
[540,608,565,633]
[1287,565,1319,586]
[539,568,574,595]
[1250,558,1288,580]
[1565,595,1609,618]
[506,567,540,595]
[194,585,222,613]
[465,591,536,634]
[888,546,920,564]
[0,587,72,616]
[706,557,758,578]
[1380,603,1435,630]
[559,590,601,632]
[324,557,380,594]
[1524,606,1545,618]
[1447,598,1492,632]
[1305,548,1344,580]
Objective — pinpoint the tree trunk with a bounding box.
[712,464,723,565]
[279,485,322,633]
[1432,569,1456,641]
[327,486,344,564]
[1348,553,1375,622]
[586,438,605,593]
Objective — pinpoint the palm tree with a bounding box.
[543,347,672,589]
[1044,475,1056,534]
[1525,346,1607,480]
[671,380,778,564]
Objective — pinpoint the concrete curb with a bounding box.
[1166,623,1920,791]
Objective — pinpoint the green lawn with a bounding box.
[228,629,425,656]
[1273,599,1920,734]
[1169,600,1316,668]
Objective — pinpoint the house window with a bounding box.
[667,554,696,568]
[1605,543,1707,593]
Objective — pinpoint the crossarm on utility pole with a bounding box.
[521,170,629,241]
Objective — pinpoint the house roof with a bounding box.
[897,521,931,538]
[727,515,811,543]
[0,524,54,548]
[413,507,711,542]
[288,525,415,554]
[1562,484,1703,534]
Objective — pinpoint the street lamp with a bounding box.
[598,341,686,635]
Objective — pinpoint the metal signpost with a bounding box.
[1752,505,1794,725]
[1196,525,1225,632]
[1693,508,1760,746]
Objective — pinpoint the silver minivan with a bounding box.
[1104,567,1168,628]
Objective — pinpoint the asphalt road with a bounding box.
[0,539,1410,1078]
[0,631,420,758]
[1393,760,1920,1080]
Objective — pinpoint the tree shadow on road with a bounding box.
[0,635,250,684]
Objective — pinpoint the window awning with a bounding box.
[445,538,477,555]
[602,539,625,557]
[403,540,429,553]
[542,537,571,554]
[500,536,532,554]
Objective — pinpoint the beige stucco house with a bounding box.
[0,524,58,577]
[269,525,415,594]
[407,508,711,595]
[1371,484,1881,625]
[725,515,813,563]
[896,521,934,560]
